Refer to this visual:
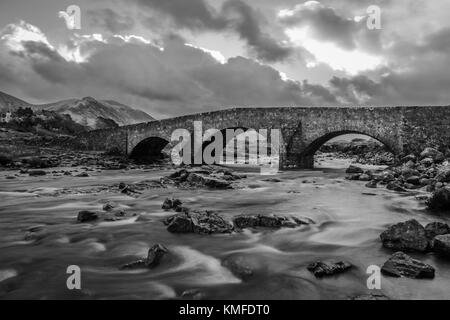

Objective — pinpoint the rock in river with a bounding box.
[162,198,183,210]
[425,222,450,239]
[233,214,314,229]
[380,219,429,252]
[426,188,450,211]
[381,252,435,279]
[121,244,169,269]
[222,255,254,280]
[163,211,235,234]
[77,210,99,223]
[307,261,352,277]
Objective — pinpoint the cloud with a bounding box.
[222,0,291,62]
[279,1,357,50]
[136,0,227,30]
[135,0,292,62]
[0,21,331,118]
[88,8,135,34]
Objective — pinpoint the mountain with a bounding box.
[0,91,32,111]
[0,91,154,129]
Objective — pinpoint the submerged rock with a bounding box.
[381,252,435,279]
[233,214,314,229]
[426,188,450,211]
[163,211,235,234]
[77,210,99,223]
[380,219,429,252]
[307,261,352,277]
[222,255,254,280]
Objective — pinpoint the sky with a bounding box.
[1,0,450,119]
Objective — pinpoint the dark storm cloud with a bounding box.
[135,0,292,62]
[222,0,291,62]
[88,8,135,33]
[135,0,227,30]
[0,23,330,116]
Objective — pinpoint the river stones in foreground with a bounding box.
[380,219,429,252]
[381,252,435,279]
[307,261,352,277]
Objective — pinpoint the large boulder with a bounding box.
[307,261,352,277]
[381,252,435,279]
[380,219,429,252]
[420,147,444,162]
[425,222,450,239]
[426,188,450,211]
[433,234,450,257]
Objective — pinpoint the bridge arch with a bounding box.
[129,136,170,163]
[292,129,398,169]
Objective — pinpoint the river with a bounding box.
[1,155,449,300]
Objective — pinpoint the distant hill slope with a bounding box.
[0,91,154,129]
[0,91,32,111]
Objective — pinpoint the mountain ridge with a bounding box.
[0,91,155,129]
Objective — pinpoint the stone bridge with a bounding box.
[75,106,450,169]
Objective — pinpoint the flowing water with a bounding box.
[1,156,450,300]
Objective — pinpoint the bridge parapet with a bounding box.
[78,106,450,169]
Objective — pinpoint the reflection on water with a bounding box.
[0,156,449,300]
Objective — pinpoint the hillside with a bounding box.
[0,91,154,129]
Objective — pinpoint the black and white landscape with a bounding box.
[0,0,450,301]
